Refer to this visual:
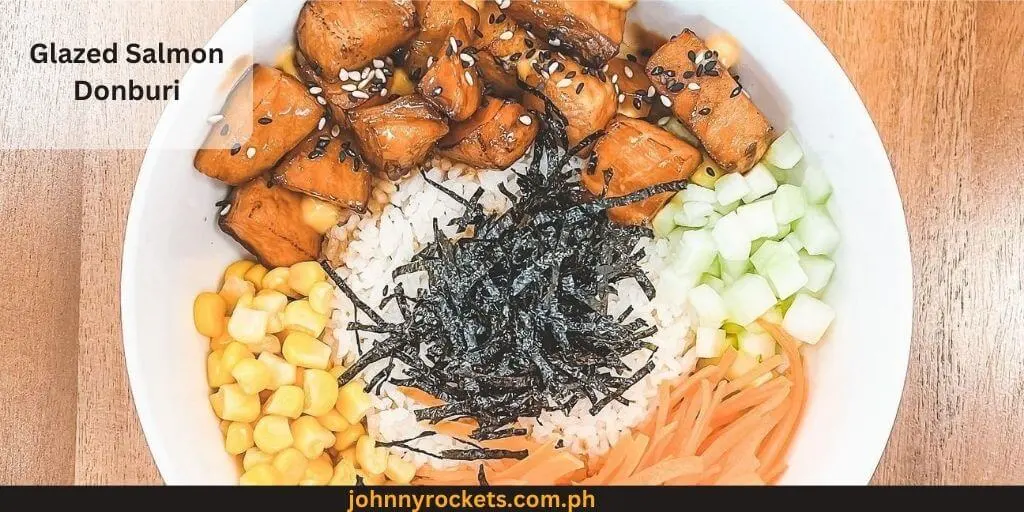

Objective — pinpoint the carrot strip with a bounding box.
[620,456,703,485]
[608,433,649,483]
[668,365,717,408]
[654,382,672,430]
[712,376,792,428]
[520,452,585,485]
[494,442,557,481]
[398,386,446,407]
[754,321,806,480]
[638,421,678,471]
[682,381,726,456]
[579,434,632,485]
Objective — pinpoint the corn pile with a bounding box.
[194,259,417,486]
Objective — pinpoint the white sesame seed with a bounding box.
[647,86,656,97]
[550,38,561,47]
[624,66,634,78]
[342,83,358,92]
[688,82,701,91]
[556,78,572,88]
[386,56,394,65]
[660,95,673,107]
[433,87,443,95]
[352,90,370,99]
[207,114,224,124]
[375,69,386,81]
[316,96,327,105]
[460,54,473,64]
[451,37,460,53]
[548,62,558,73]
[331,125,341,137]
[499,30,514,41]
[499,0,510,9]
[246,147,256,159]
[339,69,350,81]
[309,86,323,95]
[373,59,385,69]
[465,71,475,86]
[657,116,671,126]
[611,74,619,84]
[358,77,371,89]
[362,67,371,79]
[427,56,435,68]
[602,64,609,72]
[526,31,536,39]
[519,115,533,125]
[380,87,389,97]
[318,117,327,130]
[219,204,231,216]
[617,93,625,103]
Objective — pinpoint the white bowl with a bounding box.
[122,0,912,485]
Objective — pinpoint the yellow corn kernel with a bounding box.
[333,422,365,452]
[239,463,281,485]
[266,313,285,334]
[207,349,235,388]
[391,68,415,96]
[258,352,297,390]
[307,281,335,315]
[253,289,289,314]
[225,421,255,455]
[231,358,271,394]
[283,300,328,338]
[272,447,308,485]
[220,276,256,312]
[282,331,331,369]
[220,341,254,375]
[300,196,343,234]
[315,409,350,432]
[193,292,227,337]
[244,264,268,290]
[253,415,293,454]
[262,267,299,298]
[328,365,346,380]
[236,291,254,310]
[210,384,260,422]
[336,379,371,424]
[210,329,233,351]
[301,454,334,485]
[329,458,357,485]
[355,436,388,476]
[385,456,416,485]
[288,261,327,296]
[303,369,339,417]
[243,447,273,470]
[225,259,257,282]
[263,385,304,419]
[219,419,231,435]
[292,415,337,459]
[356,469,386,486]
[341,447,357,468]
[246,335,281,355]
[227,306,269,345]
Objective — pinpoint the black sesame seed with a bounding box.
[338,151,347,164]
[495,13,506,23]
[576,82,585,94]
[474,29,484,39]
[706,167,715,176]
[308,150,324,159]
[524,39,534,49]
[565,71,576,79]
[522,21,533,30]
[510,52,522,62]
[632,97,642,110]
[411,68,423,80]
[651,66,664,76]
[682,71,693,79]
[488,13,495,23]
[669,82,685,92]
[446,46,454,57]
[220,124,230,136]
[730,86,743,98]
[525,49,537,59]
[626,54,637,62]
[597,70,607,82]
[704,50,713,60]
[707,70,720,77]
[687,50,696,62]
[699,107,712,115]
[230,143,241,155]
[258,117,272,125]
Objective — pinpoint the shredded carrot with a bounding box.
[579,434,632,485]
[608,433,649,482]
[398,386,446,407]
[620,456,702,485]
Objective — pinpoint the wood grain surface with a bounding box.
[1,0,1022,485]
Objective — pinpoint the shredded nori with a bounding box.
[322,97,687,455]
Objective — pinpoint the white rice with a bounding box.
[325,158,697,470]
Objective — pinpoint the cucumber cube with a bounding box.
[736,199,778,240]
[722,274,778,326]
[800,166,832,204]
[764,255,809,300]
[711,212,751,261]
[715,173,750,206]
[696,327,729,358]
[700,274,725,293]
[772,184,807,224]
[738,331,776,360]
[774,222,792,240]
[799,252,836,293]
[742,163,779,203]
[674,185,716,205]
[719,257,750,281]
[764,130,804,169]
[794,206,840,255]
[689,284,728,327]
[674,229,718,274]
[674,201,714,228]
[783,232,804,252]
[782,293,835,344]
[750,240,798,274]
[652,202,680,238]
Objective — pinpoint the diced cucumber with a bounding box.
[723,322,746,335]
[742,163,779,203]
[690,159,724,189]
[719,257,750,281]
[738,330,775,360]
[652,202,680,238]
[664,117,701,146]
[763,254,808,300]
[750,240,798,274]
[707,211,723,225]
[715,173,750,206]
[666,227,685,248]
[798,252,836,293]
[689,284,728,327]
[774,222,792,240]
[674,229,718,274]
[674,201,714,228]
[674,185,716,205]
[695,327,729,358]
[767,162,789,184]
[711,212,751,261]
[794,206,840,255]
[722,274,778,326]
[782,293,835,344]
[783,232,804,252]
[772,184,806,224]
[714,200,740,215]
[700,274,725,293]
[799,166,832,204]
[656,266,701,305]
[736,199,778,240]
[751,238,766,254]
[764,130,804,169]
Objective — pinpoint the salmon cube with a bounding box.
[271,130,372,211]
[219,180,323,268]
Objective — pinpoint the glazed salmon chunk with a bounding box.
[505,0,626,67]
[582,116,701,225]
[417,20,483,121]
[645,29,773,173]
[271,129,372,211]
[406,0,480,80]
[520,53,617,148]
[195,65,322,185]
[437,97,539,169]
[219,179,323,268]
[347,95,450,179]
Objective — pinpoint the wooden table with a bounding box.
[1,0,1021,485]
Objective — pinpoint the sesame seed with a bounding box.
[246,147,256,159]
[550,38,561,47]
[611,74,619,84]
[602,64,609,72]
[633,97,642,110]
[465,71,475,85]
[219,204,231,216]
[556,78,572,88]
[342,84,358,92]
[565,71,576,79]
[626,54,637,63]
[358,77,371,89]
[309,86,323,95]
[339,69,350,81]
[651,66,664,76]
[576,82,585,94]
[433,87,443,96]
[647,86,656,97]
[352,90,370,99]
[699,107,711,115]
[362,67,371,79]
[318,117,327,130]
[518,115,533,125]
[460,53,473,65]
[375,69,386,81]
[657,116,671,126]
[548,62,559,74]
[207,114,224,124]
[524,39,534,49]
[316,96,327,105]
[230,143,241,155]
[500,0,510,8]
[688,82,701,91]
[499,30,514,41]
[220,124,230,136]
[331,125,341,137]
[372,59,385,69]
[380,87,388,97]
[669,82,686,92]
[617,93,625,103]
[450,37,459,54]
[730,86,743,98]
[660,95,673,107]
[427,56,435,68]
[624,66,634,78]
